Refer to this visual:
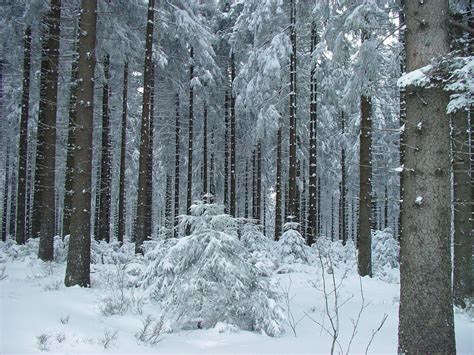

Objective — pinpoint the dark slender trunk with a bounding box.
[202,101,208,195]
[146,62,155,238]
[274,127,282,240]
[35,0,61,261]
[165,174,172,230]
[317,176,321,236]
[341,111,347,244]
[135,0,155,253]
[358,91,372,277]
[398,0,455,352]
[224,91,229,211]
[117,63,128,244]
[384,186,388,229]
[398,2,406,242]
[16,27,32,244]
[244,159,249,218]
[252,149,256,219]
[287,0,297,225]
[256,141,262,223]
[2,147,10,241]
[174,92,180,236]
[65,0,97,287]
[186,47,194,215]
[98,54,111,242]
[210,126,215,196]
[229,55,236,217]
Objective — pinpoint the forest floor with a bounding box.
[1,256,472,354]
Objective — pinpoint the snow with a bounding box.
[415,196,423,205]
[397,65,432,88]
[0,240,472,354]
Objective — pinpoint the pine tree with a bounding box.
[398,0,455,352]
[136,0,155,252]
[117,63,128,244]
[65,0,98,287]
[15,26,32,245]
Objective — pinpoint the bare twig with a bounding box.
[365,313,388,355]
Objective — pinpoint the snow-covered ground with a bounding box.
[1,256,472,354]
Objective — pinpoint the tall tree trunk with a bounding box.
[398,0,455,352]
[63,25,80,238]
[16,26,32,244]
[244,159,249,218]
[252,149,256,219]
[147,62,155,238]
[287,0,297,225]
[224,91,229,211]
[117,63,128,244]
[317,176,321,236]
[165,174,172,229]
[65,0,97,287]
[451,10,472,307]
[398,1,406,242]
[384,186,388,229]
[34,0,61,261]
[186,47,194,215]
[256,141,262,223]
[340,110,347,245]
[308,31,320,243]
[174,92,180,236]
[2,147,10,241]
[98,54,111,242]
[229,54,236,217]
[357,92,372,277]
[135,0,155,252]
[274,127,282,240]
[202,101,208,196]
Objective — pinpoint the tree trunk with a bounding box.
[174,92,180,236]
[340,110,347,245]
[34,0,61,261]
[244,159,249,218]
[2,147,10,241]
[98,54,111,242]
[229,54,237,217]
[274,127,282,240]
[16,26,32,244]
[147,61,155,238]
[398,0,455,352]
[358,91,372,277]
[63,25,80,238]
[398,1,406,242]
[117,63,128,244]
[287,0,297,225]
[135,0,155,253]
[64,0,97,287]
[307,22,317,245]
[256,141,262,223]
[252,149,256,219]
[165,174,172,230]
[224,91,229,211]
[202,101,208,196]
[186,47,194,216]
[210,126,215,197]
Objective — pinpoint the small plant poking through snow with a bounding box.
[0,265,7,280]
[36,333,51,352]
[100,329,118,349]
[55,333,66,343]
[59,315,69,324]
[135,315,166,346]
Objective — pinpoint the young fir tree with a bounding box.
[15,26,32,245]
[65,0,98,288]
[136,0,155,253]
[34,0,61,261]
[398,0,455,352]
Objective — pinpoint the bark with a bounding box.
[274,127,282,241]
[64,0,97,287]
[34,0,61,261]
[358,92,372,277]
[229,54,237,217]
[63,25,80,238]
[186,47,194,216]
[398,0,455,352]
[287,0,298,225]
[2,147,10,241]
[202,101,208,195]
[117,63,128,244]
[135,0,155,253]
[256,141,262,223]
[16,26,32,244]
[224,91,229,211]
[210,127,215,196]
[244,159,249,218]
[398,1,406,242]
[340,111,347,245]
[174,92,180,236]
[252,149,256,219]
[98,54,111,242]
[317,176,321,236]
[165,175,172,229]
[147,62,155,238]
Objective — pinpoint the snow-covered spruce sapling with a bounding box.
[141,199,285,336]
[277,222,310,265]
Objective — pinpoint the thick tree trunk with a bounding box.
[186,47,194,216]
[287,0,297,225]
[358,92,372,277]
[174,92,180,236]
[135,0,155,253]
[398,2,406,242]
[398,0,455,352]
[98,54,111,242]
[64,0,97,287]
[117,63,128,244]
[229,54,237,217]
[34,0,61,261]
[274,127,282,240]
[16,26,32,244]
[63,25,79,238]
[147,62,155,238]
